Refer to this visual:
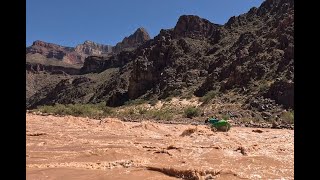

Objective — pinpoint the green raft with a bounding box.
[206,118,231,132]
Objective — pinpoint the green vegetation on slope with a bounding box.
[184,106,201,118]
[199,90,218,104]
[36,102,113,118]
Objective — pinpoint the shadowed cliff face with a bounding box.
[27,0,294,116]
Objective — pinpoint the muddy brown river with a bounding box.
[26,114,293,179]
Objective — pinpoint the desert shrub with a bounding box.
[254,113,265,122]
[36,102,113,118]
[67,104,95,116]
[199,90,218,104]
[37,104,53,114]
[38,104,72,115]
[170,90,181,97]
[128,108,135,115]
[124,99,147,106]
[181,92,193,99]
[258,81,270,93]
[259,84,269,92]
[137,107,148,114]
[149,99,158,106]
[146,109,174,120]
[239,117,260,123]
[153,111,173,120]
[164,97,172,102]
[184,106,200,118]
[116,107,174,120]
[281,110,294,124]
[221,114,231,120]
[116,108,136,118]
[239,118,252,123]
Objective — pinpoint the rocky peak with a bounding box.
[133,27,150,41]
[259,0,293,11]
[225,0,293,28]
[173,15,221,39]
[83,40,94,45]
[257,0,293,16]
[113,27,151,53]
[32,40,47,46]
[122,27,150,45]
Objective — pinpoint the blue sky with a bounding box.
[26,0,264,47]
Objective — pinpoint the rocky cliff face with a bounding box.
[79,56,108,74]
[80,51,134,74]
[126,15,223,100]
[27,0,294,119]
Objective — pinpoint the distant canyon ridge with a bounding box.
[26,27,150,65]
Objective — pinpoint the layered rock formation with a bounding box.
[26,40,82,64]
[26,40,111,64]
[75,40,112,57]
[26,27,151,66]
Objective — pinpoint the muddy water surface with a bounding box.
[26,114,293,179]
